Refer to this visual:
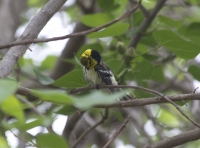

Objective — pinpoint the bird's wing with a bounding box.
[94,63,117,92]
[95,63,133,100]
[95,64,113,85]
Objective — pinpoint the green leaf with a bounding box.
[53,70,86,89]
[188,65,200,81]
[28,0,47,7]
[6,116,54,131]
[41,56,57,70]
[106,59,126,75]
[133,61,154,80]
[153,30,200,59]
[140,34,157,47]
[113,111,124,122]
[142,0,156,9]
[158,15,183,28]
[134,81,154,98]
[31,89,72,105]
[151,65,165,82]
[88,108,103,116]
[135,44,148,54]
[133,11,145,26]
[72,91,127,109]
[23,117,53,131]
[142,53,158,61]
[184,22,200,45]
[0,95,24,122]
[175,100,190,106]
[97,0,119,11]
[55,106,75,116]
[157,109,180,127]
[134,90,154,98]
[186,23,200,37]
[0,136,9,148]
[79,13,114,27]
[126,27,140,38]
[74,54,82,67]
[88,23,130,38]
[36,133,69,148]
[0,79,18,103]
[34,69,54,85]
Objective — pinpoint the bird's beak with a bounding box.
[80,56,88,66]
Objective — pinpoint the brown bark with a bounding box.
[0,0,27,55]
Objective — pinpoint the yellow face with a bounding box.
[80,49,98,69]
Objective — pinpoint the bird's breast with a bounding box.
[84,68,103,85]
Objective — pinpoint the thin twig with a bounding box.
[123,108,154,143]
[17,96,54,133]
[71,108,109,148]
[129,0,167,48]
[16,86,39,101]
[10,130,37,147]
[70,85,200,128]
[73,106,81,115]
[0,0,142,50]
[28,47,32,51]
[129,0,149,17]
[193,87,199,94]
[102,115,131,148]
[161,95,200,128]
[18,96,44,117]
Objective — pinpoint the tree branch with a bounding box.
[16,84,200,128]
[62,111,85,142]
[0,0,27,55]
[129,0,149,17]
[16,86,39,101]
[0,0,67,78]
[0,0,142,50]
[70,85,200,128]
[71,108,109,148]
[129,0,167,48]
[17,85,200,107]
[102,115,131,148]
[145,128,200,148]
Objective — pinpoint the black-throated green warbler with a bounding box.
[80,49,131,100]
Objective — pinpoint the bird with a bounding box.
[80,49,131,100]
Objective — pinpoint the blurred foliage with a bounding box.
[1,0,200,148]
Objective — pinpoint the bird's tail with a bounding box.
[113,88,134,100]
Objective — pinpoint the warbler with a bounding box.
[80,49,131,100]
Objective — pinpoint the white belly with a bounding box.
[84,68,103,85]
[84,67,118,86]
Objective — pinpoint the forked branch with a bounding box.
[102,115,131,148]
[71,108,109,148]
